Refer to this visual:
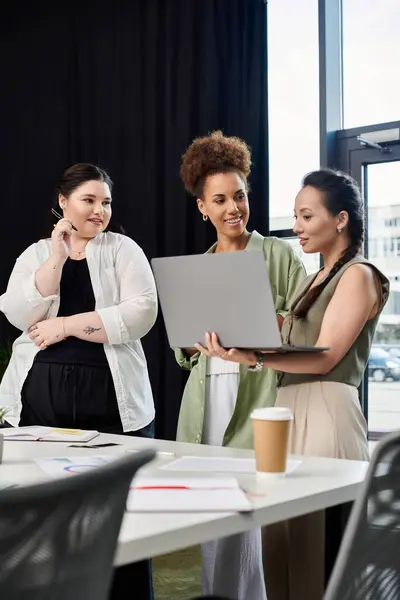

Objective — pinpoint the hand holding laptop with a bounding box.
[195,332,257,366]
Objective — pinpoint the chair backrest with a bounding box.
[324,431,400,600]
[0,449,155,600]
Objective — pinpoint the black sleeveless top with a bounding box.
[34,258,108,367]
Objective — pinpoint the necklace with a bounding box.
[70,249,85,258]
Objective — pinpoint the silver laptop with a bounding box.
[151,251,329,353]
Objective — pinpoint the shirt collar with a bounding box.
[206,230,264,254]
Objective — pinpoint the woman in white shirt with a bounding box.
[0,163,157,599]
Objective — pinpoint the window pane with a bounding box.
[283,238,320,276]
[343,0,400,128]
[268,0,320,231]
[366,161,400,435]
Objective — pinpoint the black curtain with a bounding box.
[0,0,269,439]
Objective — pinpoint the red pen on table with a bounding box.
[132,485,234,491]
[134,485,192,490]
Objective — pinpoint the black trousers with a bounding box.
[20,361,155,600]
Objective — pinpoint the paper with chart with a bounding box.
[35,455,114,477]
[35,456,252,512]
[160,456,302,475]
[4,426,99,443]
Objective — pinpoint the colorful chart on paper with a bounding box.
[35,455,114,478]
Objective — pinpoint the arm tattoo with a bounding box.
[83,326,101,335]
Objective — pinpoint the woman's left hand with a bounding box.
[195,332,257,366]
[28,318,66,350]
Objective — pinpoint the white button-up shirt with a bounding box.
[0,232,158,431]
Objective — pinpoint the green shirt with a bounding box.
[278,255,390,388]
[174,231,306,449]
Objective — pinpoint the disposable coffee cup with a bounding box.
[251,407,293,480]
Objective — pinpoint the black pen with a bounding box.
[51,208,78,231]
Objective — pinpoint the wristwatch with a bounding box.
[248,352,264,372]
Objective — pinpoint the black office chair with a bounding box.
[0,449,155,600]
[324,431,400,600]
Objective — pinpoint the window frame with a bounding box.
[267,0,400,437]
[335,129,400,439]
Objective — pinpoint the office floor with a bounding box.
[153,545,201,600]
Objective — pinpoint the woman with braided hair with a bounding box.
[198,168,390,600]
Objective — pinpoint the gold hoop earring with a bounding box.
[203,215,208,222]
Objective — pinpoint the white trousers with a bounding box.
[201,374,267,600]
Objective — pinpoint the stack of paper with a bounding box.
[128,476,252,513]
[34,456,251,513]
[4,426,99,443]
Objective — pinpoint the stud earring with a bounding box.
[337,227,342,233]
[203,215,208,222]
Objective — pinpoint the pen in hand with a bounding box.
[51,208,78,232]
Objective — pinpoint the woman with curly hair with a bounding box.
[175,131,306,599]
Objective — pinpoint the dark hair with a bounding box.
[295,168,364,318]
[50,163,125,234]
[56,163,113,200]
[180,130,252,199]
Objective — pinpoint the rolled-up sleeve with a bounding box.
[0,244,58,331]
[96,237,158,345]
[278,255,307,318]
[267,238,306,320]
[174,348,200,371]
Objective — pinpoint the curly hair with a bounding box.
[180,130,252,198]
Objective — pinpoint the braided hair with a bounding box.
[295,168,364,318]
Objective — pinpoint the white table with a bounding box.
[0,432,368,566]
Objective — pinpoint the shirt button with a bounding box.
[200,379,204,384]
[196,434,201,443]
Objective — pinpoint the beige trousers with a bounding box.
[263,381,369,600]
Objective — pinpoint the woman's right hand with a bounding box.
[51,218,73,262]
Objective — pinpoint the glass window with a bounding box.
[284,238,320,276]
[366,161,400,434]
[268,0,320,232]
[369,237,378,258]
[342,0,400,128]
